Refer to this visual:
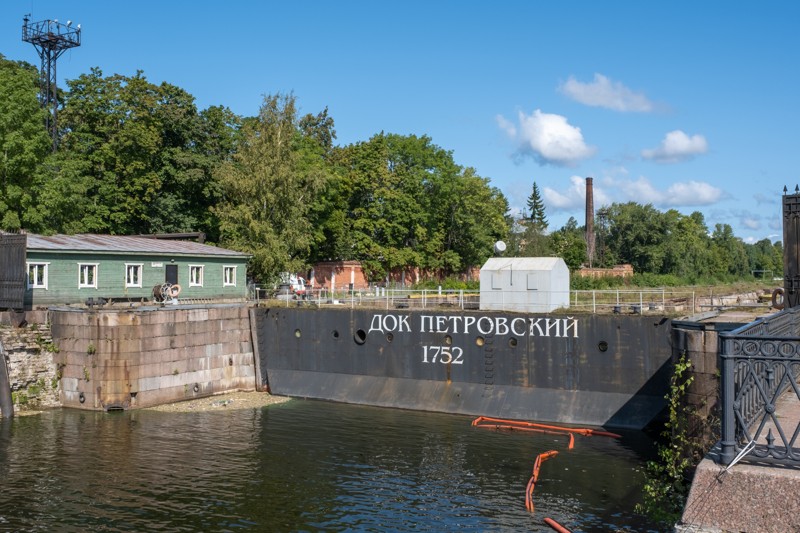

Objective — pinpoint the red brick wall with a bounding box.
[310,261,370,290]
[576,264,634,279]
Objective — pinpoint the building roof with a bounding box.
[26,233,250,259]
[481,257,567,271]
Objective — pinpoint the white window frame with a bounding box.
[125,263,143,288]
[78,263,99,289]
[223,265,237,287]
[27,262,49,290]
[189,265,204,287]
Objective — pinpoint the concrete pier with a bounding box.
[49,304,255,410]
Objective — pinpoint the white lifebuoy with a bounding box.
[170,284,182,297]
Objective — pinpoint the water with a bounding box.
[0,400,663,532]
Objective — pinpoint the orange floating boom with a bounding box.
[544,517,572,533]
[525,450,558,512]
[472,416,621,439]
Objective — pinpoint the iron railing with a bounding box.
[249,286,706,314]
[719,306,800,465]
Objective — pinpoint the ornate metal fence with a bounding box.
[719,306,800,465]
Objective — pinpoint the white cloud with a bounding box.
[543,175,723,211]
[641,130,709,163]
[741,217,761,230]
[754,192,780,206]
[497,109,596,167]
[542,175,611,210]
[615,177,723,206]
[559,73,654,112]
[662,181,724,206]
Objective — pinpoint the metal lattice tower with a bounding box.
[21,15,81,151]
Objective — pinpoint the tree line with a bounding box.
[0,54,782,284]
[514,183,783,285]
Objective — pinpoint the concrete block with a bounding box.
[139,376,161,392]
[681,457,800,532]
[187,309,209,322]
[61,377,79,392]
[141,336,172,352]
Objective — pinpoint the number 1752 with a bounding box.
[422,345,464,364]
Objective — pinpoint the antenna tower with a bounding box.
[22,14,81,151]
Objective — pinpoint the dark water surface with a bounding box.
[0,400,663,532]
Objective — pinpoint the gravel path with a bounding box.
[144,390,291,412]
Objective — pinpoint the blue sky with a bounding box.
[2,1,797,244]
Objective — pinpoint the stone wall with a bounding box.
[0,322,61,410]
[49,304,255,410]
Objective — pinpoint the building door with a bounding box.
[0,233,26,310]
[166,264,178,285]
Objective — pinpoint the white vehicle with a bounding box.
[278,273,307,296]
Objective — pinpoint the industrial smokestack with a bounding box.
[586,177,595,267]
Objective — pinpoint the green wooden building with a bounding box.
[24,234,250,308]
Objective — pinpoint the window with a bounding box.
[27,263,49,289]
[189,265,204,287]
[79,264,98,289]
[125,263,143,288]
[223,265,237,287]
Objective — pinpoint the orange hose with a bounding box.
[544,517,572,533]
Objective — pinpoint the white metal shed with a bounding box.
[479,257,570,312]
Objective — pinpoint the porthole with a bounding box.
[294,329,302,338]
[476,336,485,347]
[444,335,452,345]
[508,337,518,348]
[354,329,367,345]
[598,341,609,352]
[386,333,394,342]
[332,330,340,339]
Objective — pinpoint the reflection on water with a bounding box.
[0,400,661,532]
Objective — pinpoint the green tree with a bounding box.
[661,210,713,280]
[216,93,324,282]
[444,168,509,270]
[710,223,750,278]
[0,55,50,230]
[550,217,586,270]
[747,238,782,278]
[517,219,551,256]
[526,181,548,229]
[315,133,508,279]
[33,68,235,237]
[604,202,669,274]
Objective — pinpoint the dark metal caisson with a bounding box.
[254,307,673,429]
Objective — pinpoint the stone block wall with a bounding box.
[49,304,255,410]
[0,322,61,410]
[671,323,723,446]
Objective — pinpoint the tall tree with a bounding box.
[314,133,508,279]
[216,93,324,282]
[603,202,669,273]
[710,223,750,278]
[33,69,235,237]
[550,217,586,269]
[661,210,713,280]
[0,55,50,230]
[526,181,548,229]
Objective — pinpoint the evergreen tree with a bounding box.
[526,182,548,229]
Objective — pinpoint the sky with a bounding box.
[2,1,798,244]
